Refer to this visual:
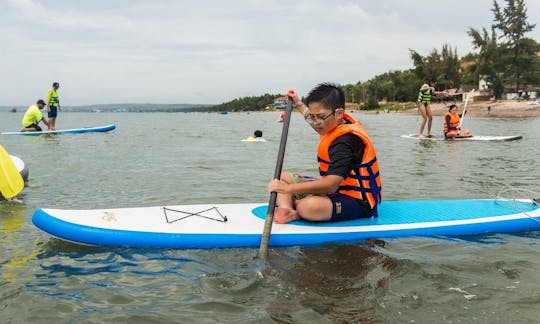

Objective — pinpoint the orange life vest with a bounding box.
[317,114,382,216]
[443,112,460,133]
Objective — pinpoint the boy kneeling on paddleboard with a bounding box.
[268,83,382,224]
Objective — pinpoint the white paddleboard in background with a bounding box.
[401,134,522,141]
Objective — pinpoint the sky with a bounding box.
[1,0,539,106]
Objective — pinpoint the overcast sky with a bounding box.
[1,0,539,105]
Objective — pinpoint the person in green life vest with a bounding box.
[47,82,61,130]
[20,99,52,132]
[416,79,436,138]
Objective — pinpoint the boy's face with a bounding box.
[305,102,343,135]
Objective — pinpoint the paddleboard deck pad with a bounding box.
[2,124,116,136]
[32,199,540,248]
[401,134,522,141]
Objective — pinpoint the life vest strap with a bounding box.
[338,185,372,193]
[355,157,377,168]
[317,156,330,164]
[348,171,380,181]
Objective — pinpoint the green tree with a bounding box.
[521,38,540,86]
[342,69,421,108]
[352,82,365,104]
[392,70,421,101]
[342,84,358,103]
[440,44,461,89]
[210,93,277,112]
[492,0,537,93]
[341,82,366,106]
[467,27,506,98]
[409,44,461,90]
[364,80,378,109]
[459,52,479,86]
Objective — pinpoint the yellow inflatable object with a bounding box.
[0,145,24,199]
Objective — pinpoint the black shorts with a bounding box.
[327,193,372,221]
[24,123,42,131]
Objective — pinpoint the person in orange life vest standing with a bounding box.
[443,104,473,139]
[46,82,61,130]
[267,83,382,224]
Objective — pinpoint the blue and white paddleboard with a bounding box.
[401,134,522,141]
[32,199,540,248]
[1,124,116,136]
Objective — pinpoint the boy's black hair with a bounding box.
[305,83,345,111]
[254,130,263,137]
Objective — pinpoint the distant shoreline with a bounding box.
[402,100,540,118]
[2,100,539,117]
[350,100,540,118]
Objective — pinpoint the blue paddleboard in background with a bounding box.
[2,124,116,136]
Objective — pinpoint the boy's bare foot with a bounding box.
[273,207,300,224]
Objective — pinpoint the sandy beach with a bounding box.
[403,99,540,118]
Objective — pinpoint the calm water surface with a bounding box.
[1,111,540,323]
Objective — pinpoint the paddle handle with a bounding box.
[459,89,475,129]
[258,98,293,259]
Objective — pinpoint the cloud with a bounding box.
[7,0,44,16]
[336,3,370,20]
[1,0,539,105]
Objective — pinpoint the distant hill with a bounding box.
[62,103,212,113]
[0,94,281,113]
[0,103,212,113]
[208,93,279,112]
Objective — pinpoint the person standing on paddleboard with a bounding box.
[46,82,61,130]
[267,83,382,224]
[417,79,437,138]
[19,99,52,132]
[443,104,473,139]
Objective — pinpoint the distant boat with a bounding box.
[219,111,229,115]
[11,108,16,113]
